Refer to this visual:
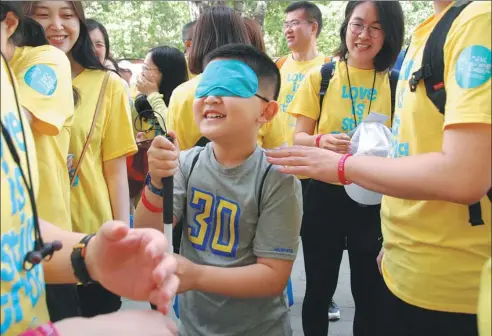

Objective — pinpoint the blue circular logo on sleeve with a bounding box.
[455,45,491,89]
[24,64,58,96]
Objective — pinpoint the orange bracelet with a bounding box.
[141,187,163,213]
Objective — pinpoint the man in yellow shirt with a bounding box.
[266,1,491,335]
[276,1,340,321]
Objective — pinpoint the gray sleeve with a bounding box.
[253,171,303,261]
[173,147,201,221]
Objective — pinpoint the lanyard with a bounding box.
[346,64,377,128]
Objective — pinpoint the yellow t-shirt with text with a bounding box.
[1,57,49,335]
[70,70,137,234]
[277,54,327,145]
[381,1,491,314]
[10,45,74,232]
[478,259,491,336]
[166,75,286,151]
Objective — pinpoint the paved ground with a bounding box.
[122,241,355,336]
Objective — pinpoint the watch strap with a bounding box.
[145,173,163,196]
[71,234,96,285]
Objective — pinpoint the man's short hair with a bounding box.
[285,1,323,37]
[203,44,281,101]
[182,20,197,42]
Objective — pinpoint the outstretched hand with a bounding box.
[85,221,179,313]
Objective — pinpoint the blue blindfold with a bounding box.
[195,60,268,102]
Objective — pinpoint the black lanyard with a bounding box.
[346,64,377,128]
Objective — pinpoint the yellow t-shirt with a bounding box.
[10,45,74,232]
[381,1,491,314]
[166,75,286,151]
[1,57,49,335]
[478,259,491,336]
[70,70,137,234]
[277,54,327,145]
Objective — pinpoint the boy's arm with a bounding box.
[171,173,303,298]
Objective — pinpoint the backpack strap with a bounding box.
[407,1,488,226]
[275,56,288,69]
[408,1,471,114]
[319,61,336,112]
[194,136,210,147]
[389,69,400,119]
[257,163,274,216]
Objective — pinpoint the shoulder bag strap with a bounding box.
[70,71,111,187]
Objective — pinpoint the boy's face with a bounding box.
[194,92,266,142]
[193,59,278,143]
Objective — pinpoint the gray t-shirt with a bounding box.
[173,144,302,336]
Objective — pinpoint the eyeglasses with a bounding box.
[283,20,313,30]
[349,22,382,38]
[254,93,270,103]
[142,65,159,72]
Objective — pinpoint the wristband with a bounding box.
[145,173,163,196]
[315,134,324,148]
[337,154,352,185]
[141,187,163,213]
[71,234,96,285]
[21,322,59,336]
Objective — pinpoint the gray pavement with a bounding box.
[122,241,355,336]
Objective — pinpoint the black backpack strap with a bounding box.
[194,136,210,147]
[257,163,274,216]
[319,61,335,111]
[389,69,400,119]
[409,1,471,114]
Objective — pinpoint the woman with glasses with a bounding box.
[23,1,137,318]
[286,2,404,335]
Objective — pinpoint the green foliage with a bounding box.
[84,1,434,60]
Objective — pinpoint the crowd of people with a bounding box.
[0,1,490,336]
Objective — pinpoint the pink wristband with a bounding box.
[21,322,60,336]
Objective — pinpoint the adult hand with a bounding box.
[54,310,177,336]
[376,247,384,275]
[317,133,351,154]
[85,221,179,313]
[265,145,343,184]
[136,72,159,96]
[147,131,180,189]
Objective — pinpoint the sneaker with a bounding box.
[328,299,341,321]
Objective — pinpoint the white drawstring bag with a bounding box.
[344,113,392,205]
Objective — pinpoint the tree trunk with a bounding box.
[188,0,228,20]
[233,1,245,14]
[252,1,267,31]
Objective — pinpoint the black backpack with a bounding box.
[407,0,491,226]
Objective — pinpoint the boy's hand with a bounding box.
[318,133,351,154]
[147,131,180,189]
[175,254,200,293]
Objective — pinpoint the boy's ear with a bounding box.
[258,100,279,123]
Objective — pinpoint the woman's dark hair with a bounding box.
[86,18,110,61]
[148,46,188,106]
[1,2,46,47]
[334,1,404,72]
[243,17,266,53]
[188,6,250,75]
[23,1,107,72]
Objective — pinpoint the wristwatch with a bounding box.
[145,173,163,196]
[71,234,96,285]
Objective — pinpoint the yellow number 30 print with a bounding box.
[188,188,241,257]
